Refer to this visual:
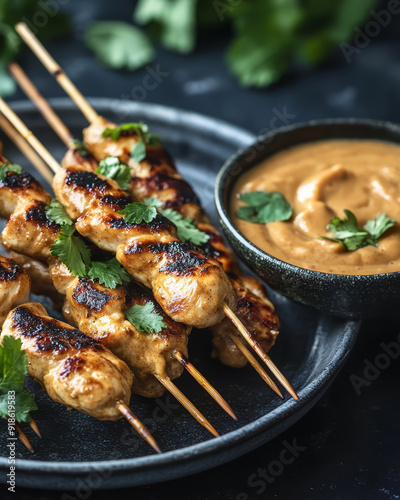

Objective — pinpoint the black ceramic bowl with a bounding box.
[215,118,400,319]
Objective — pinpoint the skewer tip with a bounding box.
[29,418,42,438]
[117,402,161,454]
[15,422,34,453]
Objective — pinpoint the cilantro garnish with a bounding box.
[322,210,396,251]
[119,202,158,224]
[95,156,131,190]
[0,336,37,423]
[50,225,92,277]
[124,302,167,334]
[131,139,146,162]
[71,139,89,156]
[160,208,209,246]
[0,162,22,181]
[143,197,163,208]
[45,199,74,227]
[88,258,130,288]
[236,191,293,224]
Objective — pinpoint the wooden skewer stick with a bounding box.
[28,417,42,438]
[173,350,237,420]
[116,402,161,453]
[0,77,296,401]
[14,422,34,453]
[228,333,283,398]
[9,62,73,148]
[155,374,219,437]
[224,305,298,400]
[0,114,53,184]
[15,23,98,125]
[0,97,60,174]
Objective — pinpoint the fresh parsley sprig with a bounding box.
[95,156,131,190]
[0,162,22,182]
[322,210,396,251]
[124,302,167,334]
[0,336,37,423]
[236,190,293,224]
[45,199,74,227]
[88,258,130,288]
[50,225,92,277]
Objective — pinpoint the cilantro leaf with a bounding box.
[0,161,22,181]
[102,122,161,146]
[143,197,163,208]
[236,191,293,224]
[95,156,131,190]
[50,227,92,277]
[0,337,27,393]
[124,302,167,334]
[85,21,155,71]
[131,139,146,163]
[134,0,198,54]
[45,199,73,227]
[119,202,158,224]
[0,390,37,423]
[160,208,209,245]
[88,258,130,288]
[71,139,89,157]
[322,210,396,251]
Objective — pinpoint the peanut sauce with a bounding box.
[231,140,400,275]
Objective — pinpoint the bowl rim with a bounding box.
[215,117,400,281]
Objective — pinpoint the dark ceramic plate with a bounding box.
[0,100,360,490]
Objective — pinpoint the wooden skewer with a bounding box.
[116,402,161,453]
[28,417,42,438]
[0,114,53,184]
[2,62,297,401]
[15,422,34,453]
[224,305,298,400]
[155,374,219,437]
[173,350,237,420]
[228,333,283,398]
[15,23,98,124]
[9,62,73,148]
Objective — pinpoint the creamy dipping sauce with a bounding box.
[231,140,400,275]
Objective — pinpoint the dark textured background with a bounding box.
[5,0,400,498]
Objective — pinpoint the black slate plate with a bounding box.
[0,99,360,490]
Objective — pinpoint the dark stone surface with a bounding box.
[5,0,400,498]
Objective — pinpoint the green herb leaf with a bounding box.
[50,227,92,277]
[0,337,27,393]
[143,197,163,208]
[236,191,293,224]
[95,156,131,190]
[88,258,130,289]
[45,199,73,227]
[124,302,167,334]
[131,139,147,162]
[119,202,158,224]
[322,210,396,251]
[0,161,22,181]
[160,208,209,245]
[102,122,161,147]
[85,21,155,71]
[71,139,89,157]
[0,390,37,423]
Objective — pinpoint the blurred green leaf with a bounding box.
[85,21,155,70]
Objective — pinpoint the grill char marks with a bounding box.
[108,212,175,233]
[59,356,85,378]
[1,171,36,189]
[25,201,60,231]
[72,279,117,313]
[0,259,23,283]
[11,306,104,353]
[100,195,130,210]
[65,169,110,193]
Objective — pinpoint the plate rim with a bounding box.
[0,99,360,479]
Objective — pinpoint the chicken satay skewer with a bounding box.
[4,61,295,400]
[0,257,160,453]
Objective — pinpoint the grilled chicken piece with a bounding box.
[0,256,30,326]
[53,166,236,328]
[64,276,190,398]
[0,159,60,260]
[79,118,279,366]
[1,302,133,421]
